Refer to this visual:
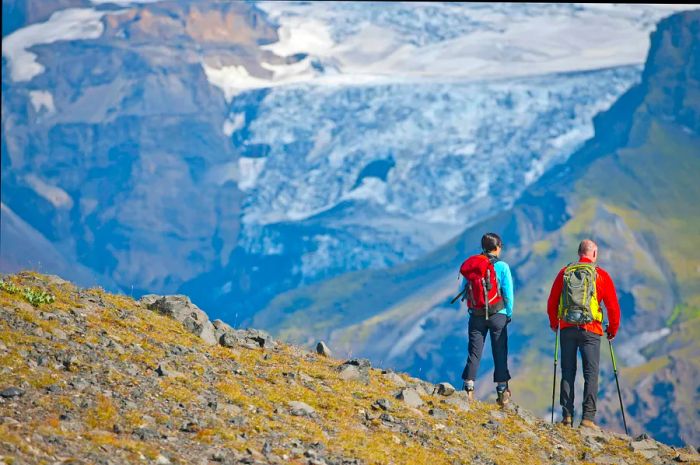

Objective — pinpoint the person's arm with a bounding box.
[498,262,514,318]
[598,269,621,338]
[547,268,565,330]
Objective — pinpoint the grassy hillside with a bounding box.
[4,273,698,465]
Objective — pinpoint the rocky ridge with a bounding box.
[1,273,698,465]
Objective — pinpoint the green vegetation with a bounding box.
[0,278,56,307]
[666,304,700,327]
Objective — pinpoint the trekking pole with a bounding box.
[551,321,560,423]
[608,337,629,435]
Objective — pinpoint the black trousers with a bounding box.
[462,313,511,383]
[560,326,601,421]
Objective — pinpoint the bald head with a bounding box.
[578,239,598,261]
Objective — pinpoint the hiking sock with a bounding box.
[463,380,475,392]
[496,382,508,394]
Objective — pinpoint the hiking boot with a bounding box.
[560,416,573,427]
[496,384,510,407]
[579,419,598,429]
[463,380,474,401]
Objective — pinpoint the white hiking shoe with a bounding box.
[463,380,475,401]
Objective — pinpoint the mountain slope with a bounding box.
[253,10,700,446]
[1,2,687,324]
[2,272,698,465]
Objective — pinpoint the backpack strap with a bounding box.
[485,254,503,297]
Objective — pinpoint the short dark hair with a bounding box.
[481,232,502,253]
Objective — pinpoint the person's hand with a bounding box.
[506,317,512,325]
[606,330,616,341]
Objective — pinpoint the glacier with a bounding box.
[232,66,641,281]
[206,1,692,284]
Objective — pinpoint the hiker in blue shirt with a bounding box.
[457,232,514,405]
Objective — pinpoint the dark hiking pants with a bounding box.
[462,313,511,383]
[560,326,601,421]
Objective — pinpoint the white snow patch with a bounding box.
[2,8,106,82]
[202,64,271,102]
[29,90,56,114]
[24,174,73,209]
[616,327,672,367]
[261,15,334,57]
[244,2,695,90]
[342,178,387,205]
[300,235,339,277]
[222,113,245,137]
[237,157,267,191]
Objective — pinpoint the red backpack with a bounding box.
[452,254,504,317]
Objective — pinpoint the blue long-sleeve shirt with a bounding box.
[463,260,514,318]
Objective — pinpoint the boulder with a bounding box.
[382,372,407,388]
[212,319,233,340]
[442,396,470,412]
[244,329,277,349]
[139,294,161,307]
[316,341,332,357]
[288,401,315,417]
[148,296,217,345]
[372,399,391,411]
[0,387,24,398]
[346,358,371,369]
[338,365,362,381]
[434,382,456,396]
[396,388,423,408]
[630,439,658,452]
[219,331,238,348]
[414,383,432,397]
[338,359,370,384]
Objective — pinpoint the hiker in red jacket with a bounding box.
[547,239,621,428]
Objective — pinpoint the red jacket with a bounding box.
[547,257,621,337]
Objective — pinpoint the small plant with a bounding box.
[23,288,56,307]
[0,279,21,294]
[0,279,55,306]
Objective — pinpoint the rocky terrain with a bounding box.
[2,272,698,465]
